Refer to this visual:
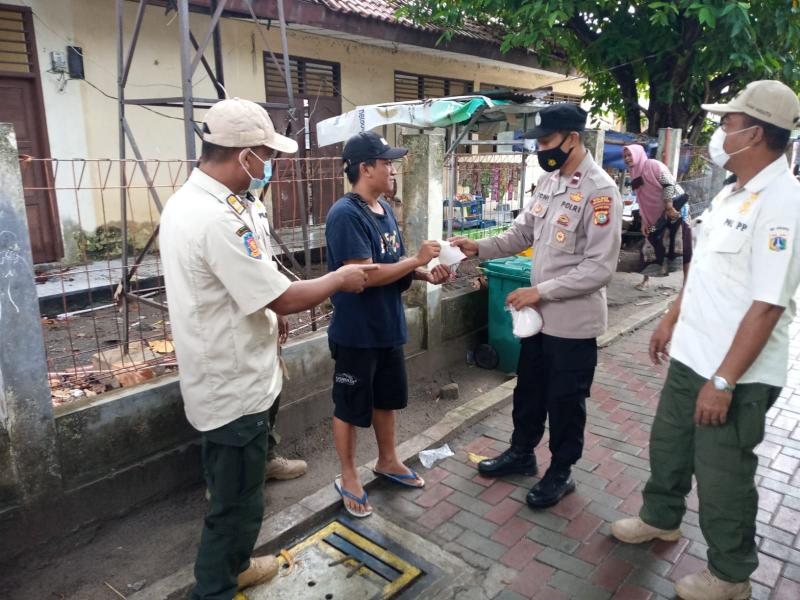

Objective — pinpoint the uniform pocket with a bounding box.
[709,230,747,253]
[546,208,581,254]
[733,393,769,449]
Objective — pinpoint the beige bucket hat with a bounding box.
[202,97,298,153]
[702,80,800,131]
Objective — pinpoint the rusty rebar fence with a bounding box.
[24,156,344,406]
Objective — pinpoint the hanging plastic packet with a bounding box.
[507,306,543,338]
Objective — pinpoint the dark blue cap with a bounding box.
[524,103,588,139]
[342,132,408,167]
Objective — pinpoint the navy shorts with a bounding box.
[329,342,408,427]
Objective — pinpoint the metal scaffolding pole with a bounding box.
[177,0,196,169]
[114,0,296,346]
[116,0,130,351]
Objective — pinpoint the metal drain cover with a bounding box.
[243,519,425,600]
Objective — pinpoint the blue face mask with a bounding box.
[241,149,272,191]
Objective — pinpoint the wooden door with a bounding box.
[264,54,343,228]
[0,5,61,263]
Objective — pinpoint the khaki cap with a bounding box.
[202,98,298,153]
[702,80,800,131]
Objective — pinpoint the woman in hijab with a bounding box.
[623,144,691,290]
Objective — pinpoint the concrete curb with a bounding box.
[597,297,672,348]
[131,300,669,599]
[130,379,517,600]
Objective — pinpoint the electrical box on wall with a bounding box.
[67,46,84,79]
[50,50,66,73]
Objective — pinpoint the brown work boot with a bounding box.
[611,517,682,544]
[675,568,751,600]
[266,455,307,480]
[237,556,279,590]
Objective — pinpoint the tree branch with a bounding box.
[566,15,599,46]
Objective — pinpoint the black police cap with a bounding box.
[524,103,588,139]
[342,131,408,167]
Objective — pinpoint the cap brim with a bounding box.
[701,103,737,115]
[523,126,556,139]
[377,147,408,160]
[265,132,299,154]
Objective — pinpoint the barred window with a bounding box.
[394,71,473,102]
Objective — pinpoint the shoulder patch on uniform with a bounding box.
[739,192,760,215]
[242,231,262,259]
[235,225,252,237]
[226,194,245,215]
[591,196,612,226]
[769,227,789,252]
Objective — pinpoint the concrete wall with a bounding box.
[0,290,485,560]
[4,0,585,259]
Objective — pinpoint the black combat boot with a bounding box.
[478,447,537,478]
[526,468,576,508]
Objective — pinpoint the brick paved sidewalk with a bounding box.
[369,319,800,599]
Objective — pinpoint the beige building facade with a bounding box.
[0,0,584,263]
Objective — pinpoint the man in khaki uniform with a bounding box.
[612,81,800,600]
[160,98,372,600]
[452,103,622,508]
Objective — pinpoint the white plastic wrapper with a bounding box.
[418,443,455,468]
[436,241,467,267]
[508,306,543,338]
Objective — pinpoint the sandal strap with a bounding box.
[375,469,420,481]
[334,481,368,506]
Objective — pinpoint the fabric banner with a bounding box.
[315,97,505,147]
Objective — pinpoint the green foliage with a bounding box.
[400,1,800,138]
[73,222,157,261]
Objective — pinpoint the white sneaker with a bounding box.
[675,568,751,600]
[611,517,682,544]
[266,455,307,480]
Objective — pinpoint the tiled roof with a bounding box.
[317,0,499,43]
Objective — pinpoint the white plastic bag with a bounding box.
[418,443,455,468]
[436,241,467,267]
[508,306,543,338]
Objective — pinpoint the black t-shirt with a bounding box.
[325,194,407,348]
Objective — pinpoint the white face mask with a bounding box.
[708,125,756,168]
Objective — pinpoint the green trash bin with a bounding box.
[481,255,533,373]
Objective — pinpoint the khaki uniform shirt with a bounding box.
[478,152,622,339]
[160,169,291,432]
[671,157,800,387]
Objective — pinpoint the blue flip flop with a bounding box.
[372,468,425,489]
[334,476,372,518]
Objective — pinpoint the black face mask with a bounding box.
[537,135,574,172]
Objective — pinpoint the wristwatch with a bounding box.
[711,374,735,393]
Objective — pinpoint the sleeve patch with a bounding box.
[591,196,612,226]
[769,227,790,252]
[242,231,262,259]
[235,225,252,237]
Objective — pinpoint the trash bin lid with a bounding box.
[481,255,532,280]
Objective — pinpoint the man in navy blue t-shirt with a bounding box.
[326,132,450,517]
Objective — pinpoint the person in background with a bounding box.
[623,144,692,290]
